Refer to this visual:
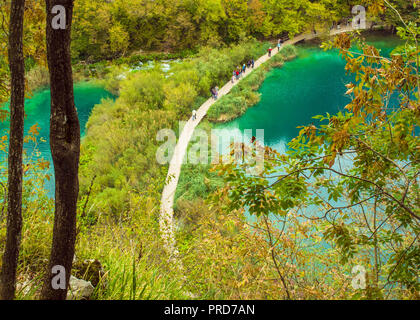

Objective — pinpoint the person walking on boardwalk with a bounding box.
[277,39,282,52]
[242,63,246,74]
[251,58,255,68]
[215,86,219,99]
[235,69,240,80]
[232,70,236,83]
[192,109,197,121]
[210,87,217,100]
[268,47,272,57]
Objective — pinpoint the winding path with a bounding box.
[159,23,371,258]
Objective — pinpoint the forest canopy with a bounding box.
[0,0,418,302]
[70,0,417,60]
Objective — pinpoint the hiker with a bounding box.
[235,69,240,80]
[215,86,219,99]
[242,63,246,74]
[277,39,282,52]
[232,70,236,83]
[268,47,272,57]
[247,60,251,68]
[210,87,217,100]
[251,58,255,68]
[192,109,197,121]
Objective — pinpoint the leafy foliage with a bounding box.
[213,19,419,299]
[0,0,46,103]
[69,0,417,61]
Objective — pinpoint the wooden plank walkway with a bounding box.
[159,23,370,259]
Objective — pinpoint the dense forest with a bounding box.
[70,0,417,60]
[0,0,418,302]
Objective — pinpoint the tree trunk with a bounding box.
[0,0,26,301]
[40,0,80,300]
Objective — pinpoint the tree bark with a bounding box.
[0,0,26,301]
[40,0,80,300]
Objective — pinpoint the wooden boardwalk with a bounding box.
[159,23,370,258]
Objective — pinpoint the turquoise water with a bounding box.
[0,81,114,194]
[0,36,399,197]
[215,37,403,264]
[216,36,401,152]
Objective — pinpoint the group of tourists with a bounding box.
[193,39,285,121]
[232,59,255,83]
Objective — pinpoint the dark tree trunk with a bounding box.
[0,0,26,301]
[40,0,80,300]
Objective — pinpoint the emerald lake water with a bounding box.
[0,81,114,194]
[0,35,400,197]
[213,35,402,240]
[214,36,403,260]
[216,36,401,152]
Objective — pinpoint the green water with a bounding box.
[215,36,403,260]
[0,35,399,197]
[215,36,402,239]
[1,81,114,194]
[216,36,401,151]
